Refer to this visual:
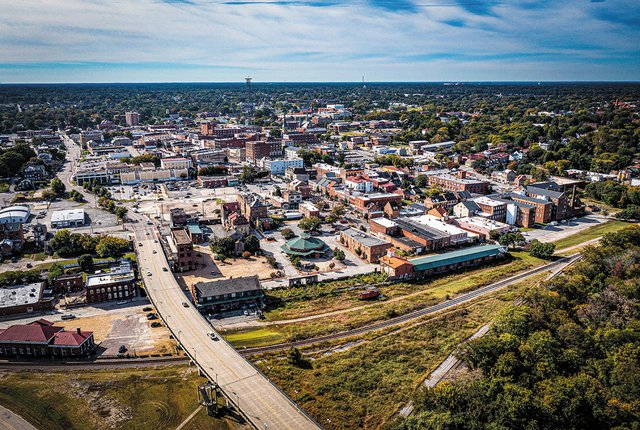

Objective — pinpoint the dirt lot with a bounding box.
[177,245,275,289]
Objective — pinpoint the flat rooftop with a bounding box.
[0,283,43,309]
[51,209,85,223]
[342,228,391,247]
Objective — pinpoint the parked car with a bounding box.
[142,306,153,312]
[146,271,152,276]
[152,250,157,254]
[182,302,189,308]
[61,314,76,320]
[146,313,158,320]
[207,331,219,340]
[150,322,163,328]
[118,345,127,354]
[162,267,168,272]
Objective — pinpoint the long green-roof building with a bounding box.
[380,244,507,280]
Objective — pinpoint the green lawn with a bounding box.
[225,328,287,348]
[552,220,632,251]
[0,366,241,430]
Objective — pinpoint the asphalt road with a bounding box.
[133,222,321,430]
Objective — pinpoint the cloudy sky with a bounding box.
[0,0,638,83]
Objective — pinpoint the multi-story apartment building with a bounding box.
[171,228,195,272]
[428,171,489,194]
[473,197,507,222]
[246,140,283,163]
[125,111,140,126]
[510,193,554,224]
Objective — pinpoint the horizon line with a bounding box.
[2,80,640,85]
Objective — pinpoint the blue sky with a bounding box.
[0,0,638,82]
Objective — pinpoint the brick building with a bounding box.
[85,260,136,303]
[246,140,283,163]
[53,273,84,293]
[340,228,392,263]
[0,319,94,358]
[428,171,489,194]
[170,208,189,227]
[171,228,195,272]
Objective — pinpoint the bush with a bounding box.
[242,251,251,258]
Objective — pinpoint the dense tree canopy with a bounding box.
[390,227,640,430]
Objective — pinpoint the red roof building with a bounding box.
[0,320,94,358]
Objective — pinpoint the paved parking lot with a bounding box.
[523,214,607,243]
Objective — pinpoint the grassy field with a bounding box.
[552,219,632,251]
[254,274,545,430]
[0,366,243,430]
[264,252,542,322]
[224,328,286,348]
[224,252,548,348]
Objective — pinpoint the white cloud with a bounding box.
[0,0,637,81]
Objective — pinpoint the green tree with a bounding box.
[50,178,66,197]
[115,206,128,223]
[77,254,94,272]
[212,237,236,258]
[95,236,129,258]
[243,235,260,253]
[333,247,345,261]
[299,216,322,232]
[281,228,295,239]
[528,239,555,259]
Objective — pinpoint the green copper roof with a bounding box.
[409,244,506,271]
[281,232,329,256]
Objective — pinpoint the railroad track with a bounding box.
[242,254,581,356]
[0,356,189,371]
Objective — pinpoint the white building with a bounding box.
[409,214,476,245]
[0,206,30,224]
[285,146,303,160]
[262,158,304,175]
[345,176,374,193]
[50,209,85,228]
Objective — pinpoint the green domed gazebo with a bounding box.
[281,232,329,258]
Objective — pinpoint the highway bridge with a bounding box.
[133,225,321,430]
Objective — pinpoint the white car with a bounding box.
[207,331,218,340]
[146,271,152,276]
